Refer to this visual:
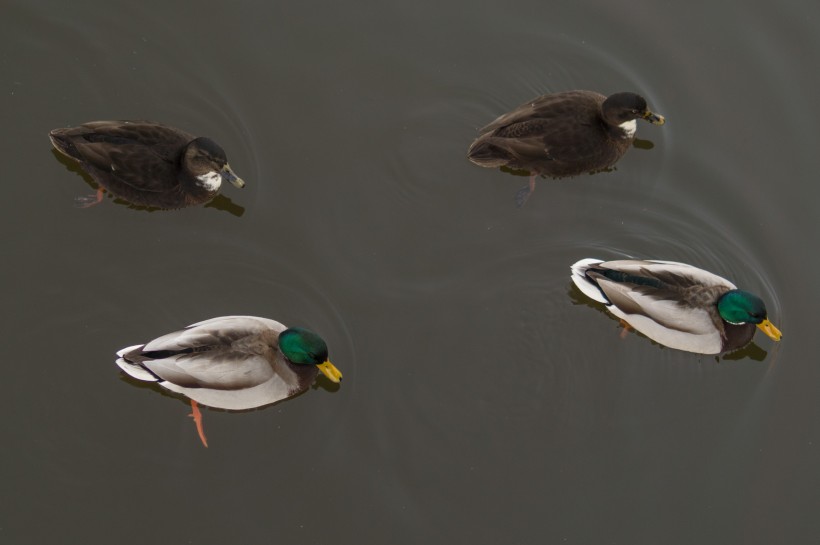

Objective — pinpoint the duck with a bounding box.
[49,120,245,209]
[116,316,342,446]
[570,258,782,355]
[467,91,665,205]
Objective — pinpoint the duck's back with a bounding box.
[50,121,193,161]
[468,90,630,178]
[480,91,605,133]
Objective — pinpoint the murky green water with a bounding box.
[2,0,818,543]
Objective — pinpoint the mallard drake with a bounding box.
[49,120,245,209]
[468,91,664,205]
[570,258,782,355]
[116,316,342,446]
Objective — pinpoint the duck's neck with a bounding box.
[617,119,637,138]
[195,171,222,191]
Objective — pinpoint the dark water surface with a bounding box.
[3,0,819,543]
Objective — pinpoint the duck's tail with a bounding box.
[466,137,516,168]
[570,258,610,304]
[115,344,158,382]
[48,128,81,160]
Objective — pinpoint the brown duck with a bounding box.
[468,91,664,205]
[50,120,245,209]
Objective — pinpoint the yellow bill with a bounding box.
[757,319,782,341]
[643,111,666,125]
[317,360,343,383]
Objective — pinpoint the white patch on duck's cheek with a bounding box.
[196,171,222,191]
[619,119,637,138]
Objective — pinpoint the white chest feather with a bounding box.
[196,171,222,191]
[619,119,637,138]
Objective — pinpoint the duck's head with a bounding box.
[602,93,666,134]
[184,137,246,192]
[717,290,782,341]
[279,327,343,383]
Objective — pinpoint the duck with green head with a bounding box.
[116,316,342,446]
[570,258,782,354]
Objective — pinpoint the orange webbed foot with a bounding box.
[188,400,209,448]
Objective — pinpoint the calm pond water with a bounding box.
[3,0,819,543]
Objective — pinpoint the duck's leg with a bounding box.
[514,173,538,208]
[619,319,632,339]
[188,400,209,448]
[75,187,105,208]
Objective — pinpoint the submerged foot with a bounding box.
[74,187,105,208]
[514,174,538,208]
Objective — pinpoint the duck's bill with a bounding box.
[221,164,246,188]
[643,111,666,125]
[757,319,782,341]
[317,360,343,383]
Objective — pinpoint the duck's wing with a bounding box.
[483,126,607,169]
[51,121,194,193]
[578,259,735,354]
[115,316,305,410]
[182,315,288,331]
[145,315,288,350]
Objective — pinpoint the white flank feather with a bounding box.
[604,305,723,354]
[160,376,294,411]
